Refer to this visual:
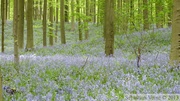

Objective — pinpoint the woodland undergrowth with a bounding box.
[0,21,179,101]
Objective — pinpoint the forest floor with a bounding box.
[0,21,180,100]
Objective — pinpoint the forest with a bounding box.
[0,0,180,100]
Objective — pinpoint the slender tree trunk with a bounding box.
[77,0,82,41]
[105,0,114,56]
[26,0,34,51]
[170,0,180,65]
[85,0,89,40]
[143,0,149,30]
[97,0,100,25]
[122,0,129,33]
[149,0,153,26]
[71,0,75,31]
[39,0,42,19]
[35,0,39,20]
[55,0,59,43]
[1,0,5,52]
[49,0,54,46]
[60,0,66,44]
[43,0,47,47]
[65,0,69,22]
[14,0,19,65]
[7,0,10,19]
[156,0,163,28]
[18,0,24,49]
[167,0,172,27]
[138,0,142,30]
[4,0,7,22]
[116,0,122,34]
[130,0,134,31]
[93,0,96,24]
[103,0,107,39]
[24,0,27,18]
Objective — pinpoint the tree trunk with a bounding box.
[26,0,34,51]
[138,0,143,30]
[43,0,47,47]
[156,0,163,28]
[77,0,82,41]
[39,0,42,19]
[143,0,149,30]
[93,0,96,24]
[4,0,7,22]
[130,0,134,31]
[14,0,19,65]
[122,0,129,33]
[55,0,59,43]
[34,0,39,20]
[71,0,75,31]
[116,0,122,34]
[60,0,66,44]
[18,0,24,49]
[7,0,10,19]
[49,0,54,46]
[85,0,89,40]
[170,0,180,65]
[65,0,69,22]
[1,0,5,52]
[167,0,172,27]
[105,0,114,56]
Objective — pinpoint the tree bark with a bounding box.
[65,0,69,22]
[156,0,163,28]
[170,0,180,65]
[39,0,42,19]
[55,0,59,43]
[34,0,39,20]
[167,0,173,27]
[105,0,114,56]
[76,0,82,41]
[49,0,54,46]
[143,0,149,30]
[61,0,66,44]
[85,0,89,40]
[43,0,47,47]
[14,0,19,65]
[18,0,24,49]
[26,0,34,51]
[1,0,5,52]
[71,0,75,31]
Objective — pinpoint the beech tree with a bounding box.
[39,0,43,19]
[18,0,24,49]
[71,0,75,31]
[43,0,47,47]
[0,0,4,99]
[55,0,59,43]
[49,0,54,46]
[156,0,164,28]
[60,0,66,44]
[26,0,34,51]
[76,0,82,41]
[65,0,69,22]
[104,0,114,56]
[143,0,149,30]
[13,0,19,65]
[1,0,5,52]
[170,0,180,65]
[84,0,89,40]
